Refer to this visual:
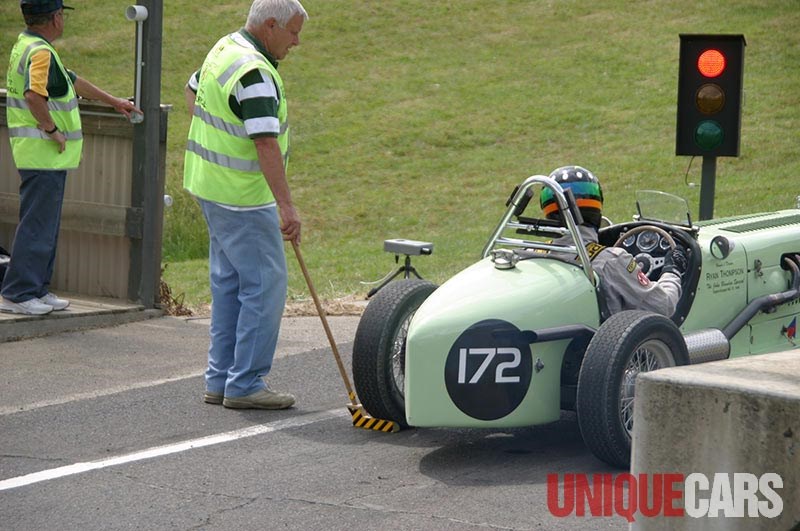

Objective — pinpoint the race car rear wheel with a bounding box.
[576,310,689,468]
[352,279,437,428]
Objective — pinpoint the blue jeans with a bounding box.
[1,169,66,303]
[198,199,288,398]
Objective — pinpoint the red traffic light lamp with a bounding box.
[697,49,726,78]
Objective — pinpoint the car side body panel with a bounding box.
[689,210,800,357]
[405,257,599,427]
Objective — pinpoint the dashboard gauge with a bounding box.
[659,237,672,251]
[622,234,636,248]
[636,230,659,252]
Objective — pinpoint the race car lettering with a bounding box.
[637,270,650,286]
[705,267,745,295]
[445,319,533,421]
[706,268,746,280]
[458,347,521,384]
[626,259,637,273]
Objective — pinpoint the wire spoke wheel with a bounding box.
[577,311,688,468]
[352,280,437,428]
[390,308,415,398]
[619,339,675,436]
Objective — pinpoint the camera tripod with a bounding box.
[367,239,433,298]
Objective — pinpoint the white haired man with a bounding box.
[184,0,308,409]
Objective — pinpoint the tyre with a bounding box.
[352,279,437,428]
[576,310,689,468]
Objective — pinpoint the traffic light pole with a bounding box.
[127,1,165,307]
[699,155,716,221]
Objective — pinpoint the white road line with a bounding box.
[0,373,203,416]
[0,408,346,492]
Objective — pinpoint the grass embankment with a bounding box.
[1,1,798,311]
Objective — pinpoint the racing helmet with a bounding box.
[540,166,604,227]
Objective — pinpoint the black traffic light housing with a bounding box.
[676,34,746,157]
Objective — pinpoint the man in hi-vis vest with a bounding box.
[2,0,141,316]
[184,0,307,410]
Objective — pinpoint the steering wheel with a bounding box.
[614,225,676,250]
[614,225,676,279]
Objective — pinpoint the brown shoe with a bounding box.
[222,388,295,410]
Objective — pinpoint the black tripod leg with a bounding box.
[368,255,426,297]
[367,267,406,298]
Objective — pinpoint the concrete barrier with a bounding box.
[632,351,800,531]
[0,295,161,343]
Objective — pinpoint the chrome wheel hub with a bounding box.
[619,339,675,438]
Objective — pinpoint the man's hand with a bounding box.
[38,124,66,153]
[110,97,143,121]
[48,129,67,153]
[279,202,301,244]
[663,247,688,277]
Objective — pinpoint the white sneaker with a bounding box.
[39,292,70,311]
[0,297,54,315]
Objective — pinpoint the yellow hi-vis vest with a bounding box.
[6,32,83,170]
[183,32,289,207]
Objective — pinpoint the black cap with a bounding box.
[20,0,74,15]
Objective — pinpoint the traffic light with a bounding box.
[676,34,746,157]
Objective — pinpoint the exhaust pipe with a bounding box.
[721,254,800,340]
[685,328,730,364]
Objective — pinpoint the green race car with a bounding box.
[352,174,800,468]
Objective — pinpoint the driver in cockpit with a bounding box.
[540,166,688,317]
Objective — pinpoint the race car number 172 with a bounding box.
[445,320,533,421]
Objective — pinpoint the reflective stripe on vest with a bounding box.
[6,32,83,170]
[183,32,289,207]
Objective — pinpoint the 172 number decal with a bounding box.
[457,347,521,384]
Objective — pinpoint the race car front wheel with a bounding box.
[576,310,689,469]
[352,279,437,428]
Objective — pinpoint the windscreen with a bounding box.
[635,190,692,227]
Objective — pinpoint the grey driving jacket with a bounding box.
[552,225,682,317]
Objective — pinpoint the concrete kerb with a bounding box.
[632,351,800,531]
[0,293,368,343]
[0,294,164,343]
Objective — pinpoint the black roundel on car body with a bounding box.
[444,319,533,421]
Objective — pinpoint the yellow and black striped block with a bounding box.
[347,404,400,433]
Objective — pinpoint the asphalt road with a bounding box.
[0,316,629,530]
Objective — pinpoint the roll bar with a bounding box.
[481,175,597,287]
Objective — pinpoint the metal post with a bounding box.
[128,0,164,307]
[699,155,717,221]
